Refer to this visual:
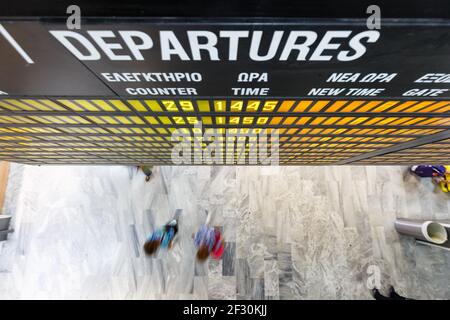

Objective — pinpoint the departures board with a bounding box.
[0,18,449,165]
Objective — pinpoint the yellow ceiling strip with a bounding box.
[324,100,348,112]
[321,129,335,134]
[332,128,347,135]
[310,117,326,125]
[283,117,297,125]
[377,118,400,125]
[21,99,52,111]
[298,129,311,135]
[101,116,118,124]
[418,101,450,113]
[110,100,131,112]
[58,116,78,124]
[4,99,36,111]
[371,101,399,113]
[309,129,323,135]
[435,105,450,113]
[349,117,369,125]
[402,101,434,113]
[28,116,50,124]
[270,117,283,125]
[309,101,330,112]
[354,101,382,112]
[92,100,115,111]
[292,100,312,112]
[144,100,162,112]
[340,101,365,112]
[58,100,83,111]
[75,100,101,111]
[322,117,340,125]
[38,100,67,111]
[159,116,172,125]
[277,100,295,112]
[431,118,450,125]
[388,117,412,125]
[296,117,311,125]
[400,118,427,125]
[415,118,441,126]
[128,100,148,112]
[388,101,417,112]
[130,116,145,124]
[87,116,105,124]
[144,116,158,124]
[345,129,359,135]
[0,101,19,111]
[336,117,355,125]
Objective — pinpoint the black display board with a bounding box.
[1,19,450,99]
[1,0,450,19]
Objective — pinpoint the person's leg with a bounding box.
[141,165,153,181]
[389,286,408,300]
[173,209,182,221]
[371,288,391,300]
[410,165,421,176]
[205,209,212,226]
[166,209,182,235]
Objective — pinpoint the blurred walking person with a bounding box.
[144,210,181,256]
[193,210,224,263]
[410,165,447,178]
[138,165,154,182]
[371,286,412,300]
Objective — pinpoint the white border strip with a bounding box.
[0,24,34,64]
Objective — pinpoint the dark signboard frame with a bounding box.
[0,14,449,165]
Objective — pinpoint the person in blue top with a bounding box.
[143,210,181,256]
[410,165,446,178]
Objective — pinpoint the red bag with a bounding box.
[210,230,224,259]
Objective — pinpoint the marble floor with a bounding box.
[0,164,450,299]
